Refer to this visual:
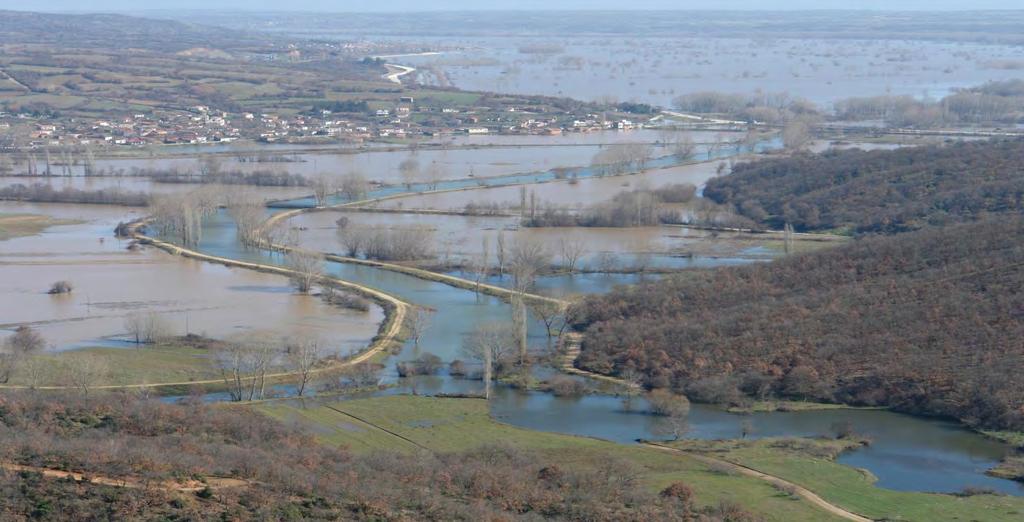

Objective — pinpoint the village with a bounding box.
[1,94,650,152]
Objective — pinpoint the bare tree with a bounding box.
[337,222,368,257]
[511,294,528,366]
[287,336,321,397]
[287,250,323,294]
[529,300,567,349]
[461,322,517,399]
[311,174,335,207]
[227,190,266,247]
[215,341,248,401]
[64,354,109,395]
[150,186,221,247]
[0,325,46,383]
[559,237,586,274]
[670,133,697,161]
[423,162,443,191]
[496,230,507,278]
[783,222,795,255]
[409,308,431,348]
[216,334,279,401]
[399,153,419,190]
[123,312,170,345]
[648,389,691,441]
[475,236,491,295]
[509,238,550,292]
[782,117,813,150]
[339,171,369,202]
[124,312,146,345]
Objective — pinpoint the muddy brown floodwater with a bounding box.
[374,159,733,212]
[288,209,782,270]
[0,202,382,354]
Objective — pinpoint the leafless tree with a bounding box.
[64,354,109,395]
[783,222,795,255]
[423,162,443,191]
[782,117,814,150]
[475,236,491,295]
[399,153,419,189]
[339,171,369,202]
[150,186,222,247]
[287,250,323,294]
[215,341,248,401]
[287,336,321,397]
[559,237,586,273]
[511,294,528,366]
[198,156,222,178]
[216,333,279,401]
[409,308,431,348]
[461,322,517,399]
[529,300,567,349]
[496,230,507,277]
[648,389,691,441]
[509,237,550,292]
[0,325,46,383]
[123,312,170,345]
[337,222,368,257]
[311,174,335,207]
[226,190,266,247]
[670,133,697,161]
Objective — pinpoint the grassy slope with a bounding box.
[254,395,844,522]
[668,438,1024,522]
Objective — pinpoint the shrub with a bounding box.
[46,280,73,295]
[545,375,587,397]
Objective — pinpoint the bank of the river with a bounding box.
[0,213,79,241]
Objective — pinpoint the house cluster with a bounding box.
[4,98,649,150]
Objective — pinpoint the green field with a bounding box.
[666,438,1024,521]
[254,395,847,521]
[14,344,221,387]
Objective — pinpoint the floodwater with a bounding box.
[374,159,739,212]
[6,134,1015,497]
[0,176,313,201]
[0,202,382,354]
[288,210,766,275]
[183,205,1024,497]
[488,390,1024,496]
[398,36,1024,107]
[4,130,723,185]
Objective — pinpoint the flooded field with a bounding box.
[0,202,382,354]
[374,159,737,212]
[0,176,313,201]
[2,130,733,183]
[400,36,1024,106]
[289,209,778,273]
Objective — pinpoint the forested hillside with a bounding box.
[571,218,1024,431]
[704,139,1024,233]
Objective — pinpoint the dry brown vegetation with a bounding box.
[0,392,746,521]
[705,139,1024,234]
[572,217,1024,431]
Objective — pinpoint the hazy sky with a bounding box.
[3,1,1020,12]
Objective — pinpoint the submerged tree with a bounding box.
[287,250,324,294]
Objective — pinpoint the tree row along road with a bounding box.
[0,224,410,392]
[642,443,872,522]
